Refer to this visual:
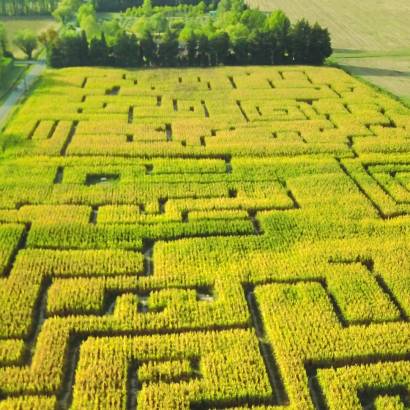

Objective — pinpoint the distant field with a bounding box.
[247,0,410,51]
[246,0,410,105]
[0,16,57,59]
[337,54,410,106]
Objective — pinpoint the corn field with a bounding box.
[0,66,409,409]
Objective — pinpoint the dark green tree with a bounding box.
[157,30,179,66]
[139,31,157,66]
[48,40,65,68]
[264,10,291,64]
[178,26,197,66]
[290,19,311,64]
[248,30,271,65]
[186,34,197,66]
[226,23,249,65]
[308,22,332,65]
[208,31,229,65]
[112,32,141,67]
[197,33,210,66]
[79,30,89,65]
[89,32,110,65]
[48,31,84,67]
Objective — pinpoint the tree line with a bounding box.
[0,0,59,16]
[94,0,216,12]
[0,0,214,16]
[43,0,332,68]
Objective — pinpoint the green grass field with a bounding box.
[246,0,410,105]
[0,16,57,59]
[0,65,408,409]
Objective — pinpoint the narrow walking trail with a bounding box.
[0,60,46,130]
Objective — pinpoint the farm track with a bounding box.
[0,60,46,131]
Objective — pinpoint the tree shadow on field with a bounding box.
[0,132,32,156]
[339,64,410,78]
[333,48,366,55]
[36,77,82,91]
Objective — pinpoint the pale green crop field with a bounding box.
[247,0,410,104]
[338,54,410,106]
[247,0,410,51]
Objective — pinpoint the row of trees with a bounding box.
[0,0,214,15]
[0,0,59,16]
[46,22,331,68]
[94,0,216,12]
[45,0,332,68]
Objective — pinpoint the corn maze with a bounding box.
[0,66,409,409]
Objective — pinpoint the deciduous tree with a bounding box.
[14,30,38,59]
